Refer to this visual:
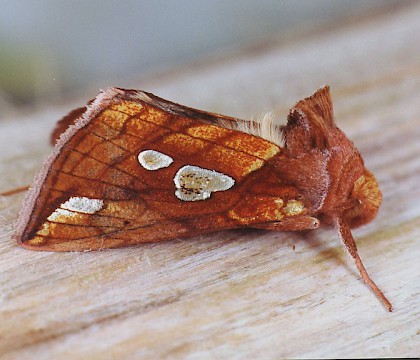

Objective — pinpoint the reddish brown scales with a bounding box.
[14,86,392,311]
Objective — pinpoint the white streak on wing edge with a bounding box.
[61,197,104,214]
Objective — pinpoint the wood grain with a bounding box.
[1,3,419,359]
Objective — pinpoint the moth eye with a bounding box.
[174,165,235,201]
[138,150,173,170]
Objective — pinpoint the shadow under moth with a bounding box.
[11,86,392,311]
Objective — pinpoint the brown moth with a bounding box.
[13,86,392,311]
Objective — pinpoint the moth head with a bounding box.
[342,170,382,228]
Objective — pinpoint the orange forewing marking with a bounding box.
[100,109,131,130]
[228,194,307,224]
[186,123,280,160]
[187,124,232,142]
[109,101,143,116]
[223,134,279,160]
[14,87,392,311]
[163,133,208,152]
[138,107,170,126]
[228,196,285,224]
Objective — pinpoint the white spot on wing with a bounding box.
[61,197,104,214]
[47,208,75,221]
[174,165,235,201]
[138,150,173,170]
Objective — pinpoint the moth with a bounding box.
[13,86,392,311]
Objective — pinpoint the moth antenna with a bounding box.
[335,216,393,312]
[0,185,29,197]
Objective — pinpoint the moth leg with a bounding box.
[252,215,319,231]
[336,217,393,311]
[0,185,29,196]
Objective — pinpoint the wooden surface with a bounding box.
[1,3,420,359]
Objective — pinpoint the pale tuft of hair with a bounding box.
[220,112,285,146]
